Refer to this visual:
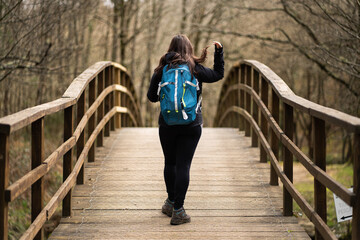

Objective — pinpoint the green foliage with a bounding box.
[8,198,31,240]
[294,163,353,239]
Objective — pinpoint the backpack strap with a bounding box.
[157,81,174,96]
[196,95,202,113]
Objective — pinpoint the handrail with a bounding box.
[0,61,143,240]
[214,60,360,240]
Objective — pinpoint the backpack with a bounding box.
[157,64,201,125]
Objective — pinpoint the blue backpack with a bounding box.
[157,64,201,125]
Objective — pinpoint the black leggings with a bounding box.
[159,125,202,209]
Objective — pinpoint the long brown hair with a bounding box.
[154,34,208,76]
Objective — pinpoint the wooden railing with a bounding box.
[0,61,142,240]
[214,60,360,240]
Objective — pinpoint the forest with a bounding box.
[0,0,359,239]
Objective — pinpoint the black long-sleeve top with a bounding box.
[147,47,224,127]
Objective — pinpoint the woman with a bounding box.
[147,34,224,225]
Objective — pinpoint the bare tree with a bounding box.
[199,0,360,99]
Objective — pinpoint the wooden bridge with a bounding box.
[0,60,359,240]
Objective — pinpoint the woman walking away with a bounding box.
[147,34,224,225]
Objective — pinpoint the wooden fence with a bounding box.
[0,61,142,240]
[214,60,360,240]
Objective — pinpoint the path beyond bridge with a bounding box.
[50,128,309,239]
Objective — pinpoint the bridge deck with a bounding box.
[50,128,309,239]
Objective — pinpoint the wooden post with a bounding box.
[233,71,238,127]
[115,69,121,128]
[124,76,129,127]
[63,106,73,216]
[238,67,243,131]
[228,72,233,127]
[252,69,259,147]
[240,65,245,131]
[31,118,44,240]
[270,89,279,186]
[0,133,9,240]
[352,133,360,240]
[76,91,86,185]
[88,78,96,163]
[312,117,326,240]
[260,76,268,163]
[104,67,111,136]
[283,103,293,216]
[110,66,115,131]
[121,73,125,127]
[97,71,104,147]
[245,66,251,137]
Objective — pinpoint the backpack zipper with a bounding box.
[182,83,186,108]
[174,70,178,112]
[181,83,188,120]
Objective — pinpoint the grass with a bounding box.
[293,162,353,239]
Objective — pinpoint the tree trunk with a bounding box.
[3,79,10,116]
[119,0,128,65]
[73,16,80,79]
[103,14,110,60]
[130,0,139,80]
[111,5,118,62]
[180,0,187,32]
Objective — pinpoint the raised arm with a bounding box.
[195,43,224,83]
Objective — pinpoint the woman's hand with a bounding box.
[213,41,222,49]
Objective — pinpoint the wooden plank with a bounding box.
[31,118,44,240]
[0,134,9,240]
[70,209,287,218]
[5,164,47,202]
[62,61,112,100]
[5,136,77,202]
[283,103,293,216]
[0,98,74,135]
[63,106,74,217]
[76,91,86,185]
[312,117,326,240]
[19,210,46,240]
[88,78,96,163]
[60,213,298,224]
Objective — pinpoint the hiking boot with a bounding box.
[170,207,191,225]
[161,198,174,217]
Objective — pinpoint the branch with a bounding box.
[279,29,359,97]
[197,26,289,44]
[313,0,360,41]
[0,0,23,22]
[0,69,14,83]
[228,5,283,12]
[280,0,320,45]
